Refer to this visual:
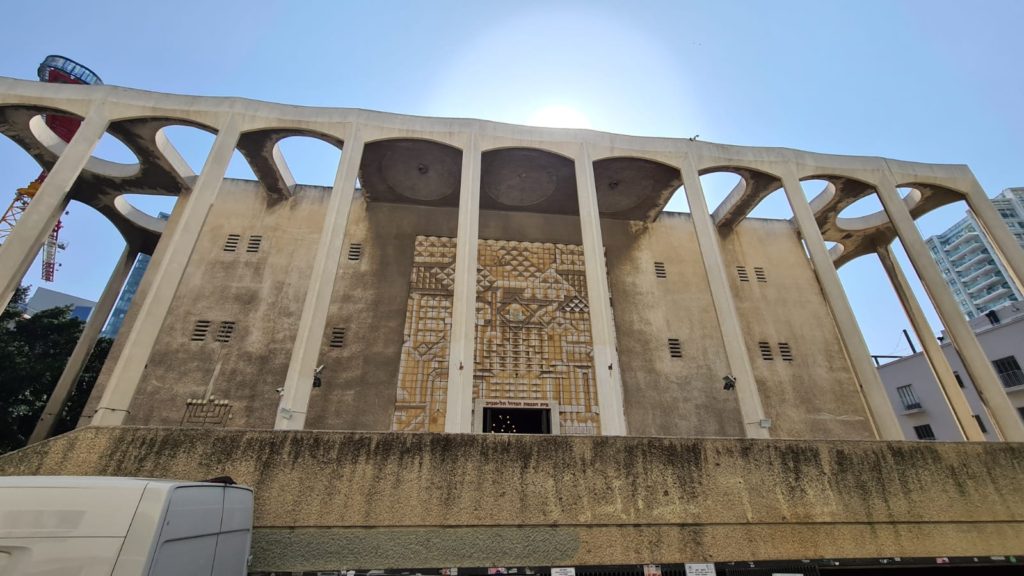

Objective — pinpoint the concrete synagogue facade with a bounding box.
[2,78,1024,573]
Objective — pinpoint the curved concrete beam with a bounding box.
[709,168,783,230]
[0,76,1003,263]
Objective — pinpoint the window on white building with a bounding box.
[914,424,936,440]
[973,414,988,434]
[992,356,1024,389]
[897,385,922,411]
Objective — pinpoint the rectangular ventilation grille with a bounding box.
[190,320,212,342]
[654,261,667,279]
[223,234,241,252]
[667,338,682,358]
[736,265,750,282]
[778,342,794,362]
[329,327,346,348]
[758,341,774,360]
[348,243,363,261]
[754,266,767,283]
[246,235,263,253]
[215,321,236,343]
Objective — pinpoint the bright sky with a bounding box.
[1,0,1022,359]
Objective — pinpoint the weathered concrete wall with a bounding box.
[307,201,590,431]
[83,179,868,439]
[2,428,1022,570]
[604,213,743,438]
[721,219,874,439]
[124,180,328,428]
[78,189,192,427]
[307,198,455,431]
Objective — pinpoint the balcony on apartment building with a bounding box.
[967,274,1006,296]
[943,230,980,252]
[956,252,993,274]
[946,240,985,264]
[960,262,998,285]
[976,286,1013,306]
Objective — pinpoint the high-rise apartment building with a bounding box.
[926,187,1024,319]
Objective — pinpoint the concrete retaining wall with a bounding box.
[2,427,1022,570]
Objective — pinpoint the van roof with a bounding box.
[0,476,251,491]
[0,476,252,540]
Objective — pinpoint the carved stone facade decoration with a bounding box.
[392,236,601,434]
[392,236,456,433]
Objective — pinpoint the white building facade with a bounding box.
[927,188,1024,319]
[878,301,1024,441]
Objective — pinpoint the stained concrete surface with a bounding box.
[87,179,869,439]
[2,427,1022,570]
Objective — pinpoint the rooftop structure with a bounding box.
[24,286,95,321]
[1,77,1023,571]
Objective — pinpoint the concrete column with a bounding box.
[28,245,139,444]
[0,105,109,311]
[875,179,1024,441]
[875,244,984,441]
[276,128,364,430]
[779,173,903,440]
[964,181,1024,292]
[92,115,241,426]
[444,135,481,433]
[574,144,626,436]
[679,159,769,438]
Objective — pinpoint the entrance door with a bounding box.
[483,407,551,434]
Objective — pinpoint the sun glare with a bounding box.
[526,105,592,129]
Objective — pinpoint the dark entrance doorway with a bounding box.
[483,407,551,434]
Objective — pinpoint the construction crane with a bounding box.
[0,55,102,282]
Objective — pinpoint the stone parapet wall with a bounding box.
[1,427,1022,570]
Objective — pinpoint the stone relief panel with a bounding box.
[392,236,456,433]
[392,236,600,435]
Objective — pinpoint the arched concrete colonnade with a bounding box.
[1,76,1021,442]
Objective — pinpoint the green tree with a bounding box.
[0,286,112,453]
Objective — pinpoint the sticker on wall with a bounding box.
[684,564,716,576]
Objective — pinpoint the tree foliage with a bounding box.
[0,286,112,454]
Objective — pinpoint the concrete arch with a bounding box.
[361,137,464,207]
[366,134,461,151]
[480,146,577,215]
[803,173,959,268]
[827,241,846,261]
[0,104,135,179]
[702,164,783,229]
[29,115,139,179]
[0,102,85,121]
[481,143,573,161]
[698,163,783,180]
[237,128,346,199]
[112,195,168,236]
[592,155,682,220]
[802,179,837,215]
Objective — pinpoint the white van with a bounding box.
[0,476,253,576]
